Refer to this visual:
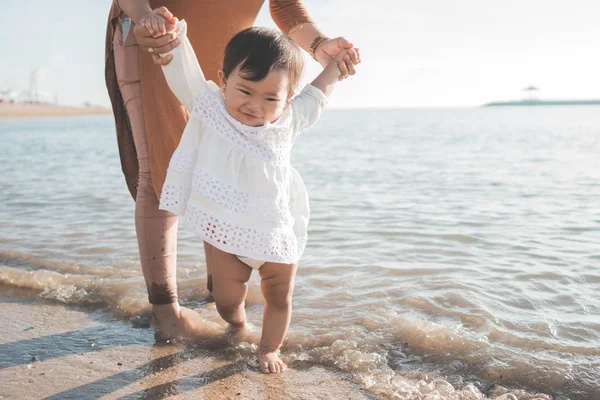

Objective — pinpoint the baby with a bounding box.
[155,18,357,373]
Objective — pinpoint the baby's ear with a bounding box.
[217,70,227,89]
[286,90,295,103]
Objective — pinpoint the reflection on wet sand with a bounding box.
[0,293,372,399]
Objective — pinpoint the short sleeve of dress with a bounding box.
[160,20,209,112]
[289,84,327,139]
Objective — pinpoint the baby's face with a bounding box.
[219,67,291,127]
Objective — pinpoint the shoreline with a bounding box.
[0,288,373,400]
[0,103,112,119]
[0,286,560,400]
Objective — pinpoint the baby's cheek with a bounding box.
[271,103,285,118]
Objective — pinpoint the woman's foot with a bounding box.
[151,304,214,343]
[259,348,287,374]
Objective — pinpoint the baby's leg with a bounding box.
[211,247,252,329]
[258,262,297,374]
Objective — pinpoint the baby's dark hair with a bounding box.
[222,27,304,93]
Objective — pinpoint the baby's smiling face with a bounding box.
[218,67,292,127]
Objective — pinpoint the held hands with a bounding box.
[314,37,361,80]
[133,7,180,65]
[310,47,360,98]
[332,48,360,81]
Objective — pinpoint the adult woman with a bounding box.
[105,0,359,340]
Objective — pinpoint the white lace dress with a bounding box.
[158,21,327,264]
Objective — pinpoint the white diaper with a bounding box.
[236,256,266,270]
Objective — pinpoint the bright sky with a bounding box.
[2,0,599,108]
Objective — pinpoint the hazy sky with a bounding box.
[2,0,599,107]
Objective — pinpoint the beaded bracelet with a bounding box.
[309,35,329,61]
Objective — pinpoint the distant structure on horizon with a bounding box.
[29,70,39,103]
[483,85,600,107]
[0,69,59,105]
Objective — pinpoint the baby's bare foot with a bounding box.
[225,321,261,346]
[259,348,287,374]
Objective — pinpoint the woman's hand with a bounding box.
[133,7,180,66]
[314,37,360,80]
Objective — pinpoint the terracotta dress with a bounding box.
[105,1,314,304]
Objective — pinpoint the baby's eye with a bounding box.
[239,89,251,95]
[266,97,279,102]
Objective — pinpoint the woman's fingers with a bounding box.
[134,21,151,40]
[149,37,181,54]
[336,36,354,49]
[153,6,173,20]
[139,31,178,51]
[165,17,179,33]
[151,53,173,66]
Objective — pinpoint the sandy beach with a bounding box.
[0,288,373,400]
[0,103,112,119]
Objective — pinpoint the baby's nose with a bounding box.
[247,102,260,111]
[246,103,261,114]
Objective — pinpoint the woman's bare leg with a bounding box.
[204,242,214,298]
[113,18,205,341]
[258,262,297,374]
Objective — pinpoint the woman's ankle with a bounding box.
[152,302,181,321]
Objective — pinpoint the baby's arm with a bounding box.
[289,49,356,135]
[310,49,355,98]
[159,20,209,112]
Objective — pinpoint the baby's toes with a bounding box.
[261,360,270,373]
[276,362,285,373]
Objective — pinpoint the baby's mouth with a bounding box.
[241,111,259,118]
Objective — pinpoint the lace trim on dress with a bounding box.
[160,182,190,214]
[192,167,294,225]
[192,90,293,165]
[185,202,300,262]
[159,149,196,214]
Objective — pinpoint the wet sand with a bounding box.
[0,103,112,119]
[0,290,373,400]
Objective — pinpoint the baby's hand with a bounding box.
[333,48,360,80]
[139,8,177,37]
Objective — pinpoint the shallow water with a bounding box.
[1,108,599,399]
